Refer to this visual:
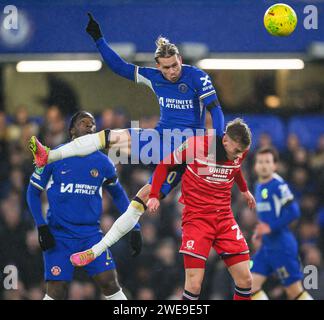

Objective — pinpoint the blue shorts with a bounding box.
[147,165,185,197]
[129,128,187,197]
[43,233,116,281]
[251,245,303,287]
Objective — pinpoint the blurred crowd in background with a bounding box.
[0,104,323,300]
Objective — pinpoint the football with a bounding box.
[264,3,298,36]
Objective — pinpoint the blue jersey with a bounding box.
[254,173,299,252]
[29,150,118,239]
[135,64,217,132]
[96,38,223,135]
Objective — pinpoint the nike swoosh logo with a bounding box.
[61,170,72,175]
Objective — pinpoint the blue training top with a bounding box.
[255,173,301,252]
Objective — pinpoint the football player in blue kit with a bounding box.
[29,13,225,266]
[26,111,142,300]
[251,147,313,300]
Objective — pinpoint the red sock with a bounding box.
[234,293,251,300]
[233,286,251,300]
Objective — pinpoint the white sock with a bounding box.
[43,294,54,300]
[104,289,127,300]
[296,291,313,300]
[252,289,269,300]
[48,131,105,163]
[92,204,143,257]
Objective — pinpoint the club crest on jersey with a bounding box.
[51,266,61,276]
[178,83,188,93]
[185,240,195,250]
[90,169,99,178]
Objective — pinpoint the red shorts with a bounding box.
[179,210,249,261]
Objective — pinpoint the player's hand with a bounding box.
[242,190,256,209]
[37,225,56,251]
[255,222,271,235]
[147,198,160,213]
[129,229,142,257]
[86,12,103,42]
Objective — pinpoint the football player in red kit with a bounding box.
[148,118,256,300]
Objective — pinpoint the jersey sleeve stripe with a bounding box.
[135,65,139,83]
[137,73,154,91]
[173,150,181,164]
[30,180,44,191]
[199,90,216,100]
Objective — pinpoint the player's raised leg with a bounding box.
[29,136,50,168]
[92,184,150,254]
[70,200,142,266]
[29,128,131,167]
[71,166,183,267]
[71,184,151,266]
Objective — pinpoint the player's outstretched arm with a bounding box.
[206,101,225,136]
[26,184,56,251]
[26,184,46,226]
[242,190,256,209]
[194,69,224,135]
[86,13,136,81]
[234,169,256,209]
[86,13,102,41]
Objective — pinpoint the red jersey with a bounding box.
[150,135,248,213]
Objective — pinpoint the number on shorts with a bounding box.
[231,224,243,240]
[167,171,177,184]
[276,266,290,280]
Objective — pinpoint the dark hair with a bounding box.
[225,118,252,149]
[255,147,279,163]
[69,111,94,137]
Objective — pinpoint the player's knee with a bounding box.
[236,273,253,289]
[185,274,203,295]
